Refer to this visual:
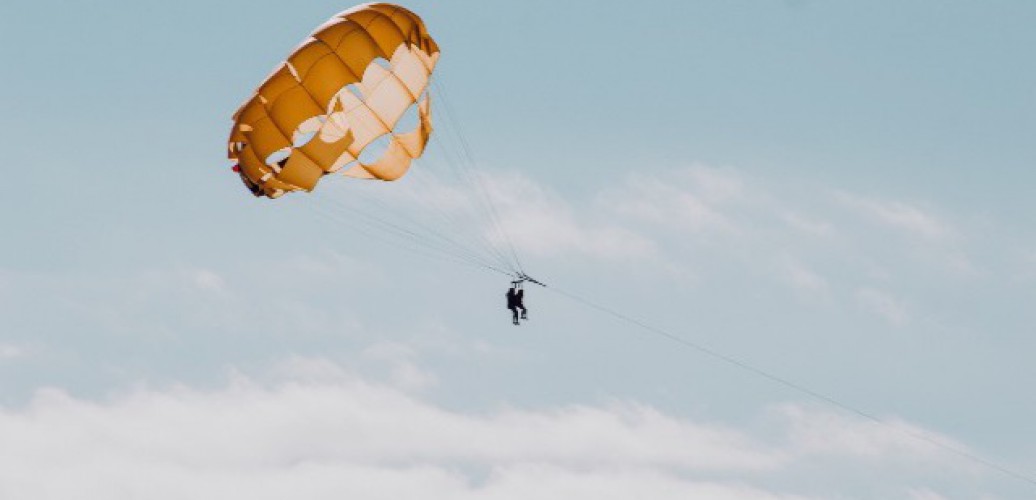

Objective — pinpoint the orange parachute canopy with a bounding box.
[228,3,440,198]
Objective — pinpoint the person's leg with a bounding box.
[519,305,527,319]
[511,308,519,324]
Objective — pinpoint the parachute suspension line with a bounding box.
[308,203,477,272]
[331,161,517,274]
[310,199,479,271]
[318,184,477,264]
[309,202,472,270]
[434,79,524,274]
[376,150,519,275]
[544,284,1036,489]
[309,195,518,279]
[420,100,517,274]
[426,135,519,274]
[295,84,529,281]
[319,193,511,275]
[403,164,517,272]
[430,78,526,275]
[312,190,515,276]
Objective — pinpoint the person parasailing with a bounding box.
[506,281,524,325]
[505,275,541,325]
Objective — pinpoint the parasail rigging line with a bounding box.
[393,163,517,273]
[309,197,519,279]
[430,78,526,275]
[395,137,522,276]
[424,134,520,274]
[317,185,509,272]
[424,136,520,274]
[313,192,515,276]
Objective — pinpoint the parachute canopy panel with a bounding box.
[229,3,440,199]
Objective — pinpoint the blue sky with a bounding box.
[2,1,1035,498]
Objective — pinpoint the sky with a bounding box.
[2,0,1035,498]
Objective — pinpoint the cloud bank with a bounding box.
[0,357,987,500]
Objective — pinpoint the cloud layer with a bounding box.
[0,357,984,500]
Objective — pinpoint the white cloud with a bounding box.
[486,172,657,261]
[0,358,984,500]
[780,211,833,237]
[776,404,956,459]
[856,287,910,326]
[683,165,748,203]
[608,166,746,237]
[780,258,829,295]
[0,343,24,360]
[463,465,809,500]
[1020,250,1036,280]
[190,269,226,293]
[836,193,952,241]
[361,341,439,391]
[907,489,949,500]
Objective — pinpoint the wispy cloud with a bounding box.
[780,258,829,296]
[486,172,657,261]
[779,210,833,238]
[776,404,955,459]
[856,287,910,326]
[607,166,748,237]
[835,193,952,241]
[361,341,439,391]
[0,343,24,360]
[907,488,950,500]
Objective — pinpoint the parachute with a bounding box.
[228,3,440,199]
[227,3,530,280]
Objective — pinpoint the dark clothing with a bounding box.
[515,289,527,319]
[506,288,526,325]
